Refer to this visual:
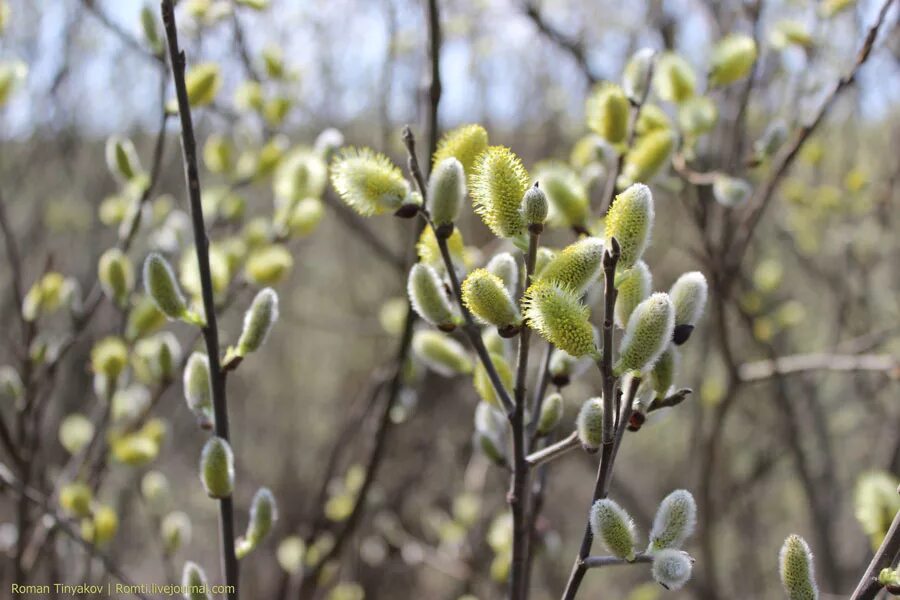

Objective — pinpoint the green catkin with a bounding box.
[473,352,514,409]
[462,268,521,330]
[142,471,170,513]
[678,96,718,136]
[653,53,696,103]
[412,330,473,377]
[181,561,212,600]
[590,498,637,561]
[709,34,757,87]
[650,346,677,400]
[475,430,506,466]
[471,146,530,238]
[183,352,213,429]
[522,281,597,358]
[143,253,188,320]
[614,292,675,375]
[622,48,655,102]
[105,136,142,182]
[407,264,458,330]
[605,184,655,270]
[635,104,673,136]
[199,436,234,499]
[432,124,489,176]
[59,482,93,518]
[649,489,697,551]
[474,401,506,437]
[522,183,548,228]
[855,472,900,550]
[537,392,564,435]
[330,147,410,216]
[614,261,652,328]
[98,248,134,306]
[779,535,819,600]
[91,337,128,380]
[669,271,708,332]
[485,253,519,298]
[713,175,752,207]
[651,549,693,590]
[534,247,556,278]
[549,348,579,387]
[428,157,466,226]
[537,237,604,295]
[184,63,221,107]
[162,511,192,554]
[618,129,675,189]
[533,163,589,230]
[236,288,279,356]
[576,397,604,451]
[237,487,278,558]
[586,84,630,145]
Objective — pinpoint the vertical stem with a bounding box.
[851,503,900,600]
[159,2,238,598]
[425,0,442,163]
[510,229,540,599]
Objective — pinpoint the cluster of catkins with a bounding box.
[329,120,711,589]
[142,251,280,584]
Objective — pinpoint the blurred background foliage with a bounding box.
[0,0,899,599]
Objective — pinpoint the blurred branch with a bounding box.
[526,431,579,467]
[160,1,239,597]
[738,352,898,382]
[80,0,163,64]
[321,190,406,271]
[521,1,600,84]
[0,463,148,599]
[729,0,896,276]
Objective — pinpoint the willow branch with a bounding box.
[526,431,579,467]
[851,502,900,600]
[738,353,898,382]
[521,1,600,84]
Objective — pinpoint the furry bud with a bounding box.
[614,293,675,375]
[614,261,652,328]
[199,436,234,499]
[412,330,473,377]
[649,489,697,551]
[779,535,819,600]
[184,63,221,107]
[678,96,718,136]
[184,353,214,429]
[475,430,506,466]
[330,148,410,216]
[523,282,597,358]
[22,272,66,321]
[236,288,279,356]
[245,244,293,285]
[618,130,675,189]
[650,346,677,400]
[537,392,564,436]
[652,549,693,590]
[0,365,24,402]
[59,414,94,455]
[709,34,757,87]
[433,124,489,176]
[590,499,637,561]
[59,482,93,518]
[142,471,171,513]
[408,264,458,330]
[586,84,630,145]
[89,505,119,545]
[605,184,655,269]
[98,248,134,306]
[669,271,708,344]
[471,146,530,238]
[473,352,514,410]
[91,337,128,381]
[534,247,555,278]
[428,157,466,226]
[623,48,655,102]
[486,253,519,298]
[105,136,142,183]
[538,237,604,295]
[533,163,589,230]
[576,397,604,451]
[237,487,278,558]
[143,253,188,320]
[713,175,752,207]
[549,349,579,387]
[753,121,788,162]
[181,561,211,600]
[462,269,521,331]
[522,184,548,229]
[653,53,696,103]
[140,5,162,53]
[162,511,192,555]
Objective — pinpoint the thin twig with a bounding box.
[851,502,900,600]
[582,553,653,568]
[526,431,579,467]
[738,352,898,382]
[521,1,600,84]
[160,2,238,597]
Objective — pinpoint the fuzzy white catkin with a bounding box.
[651,549,693,590]
[576,397,604,451]
[428,157,466,226]
[779,535,819,600]
[486,252,519,297]
[237,288,279,356]
[407,263,457,329]
[143,253,187,319]
[614,292,675,375]
[669,271,708,327]
[181,561,211,600]
[183,353,213,429]
[649,489,697,551]
[589,498,637,561]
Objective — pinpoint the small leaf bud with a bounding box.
[522,183,548,232]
